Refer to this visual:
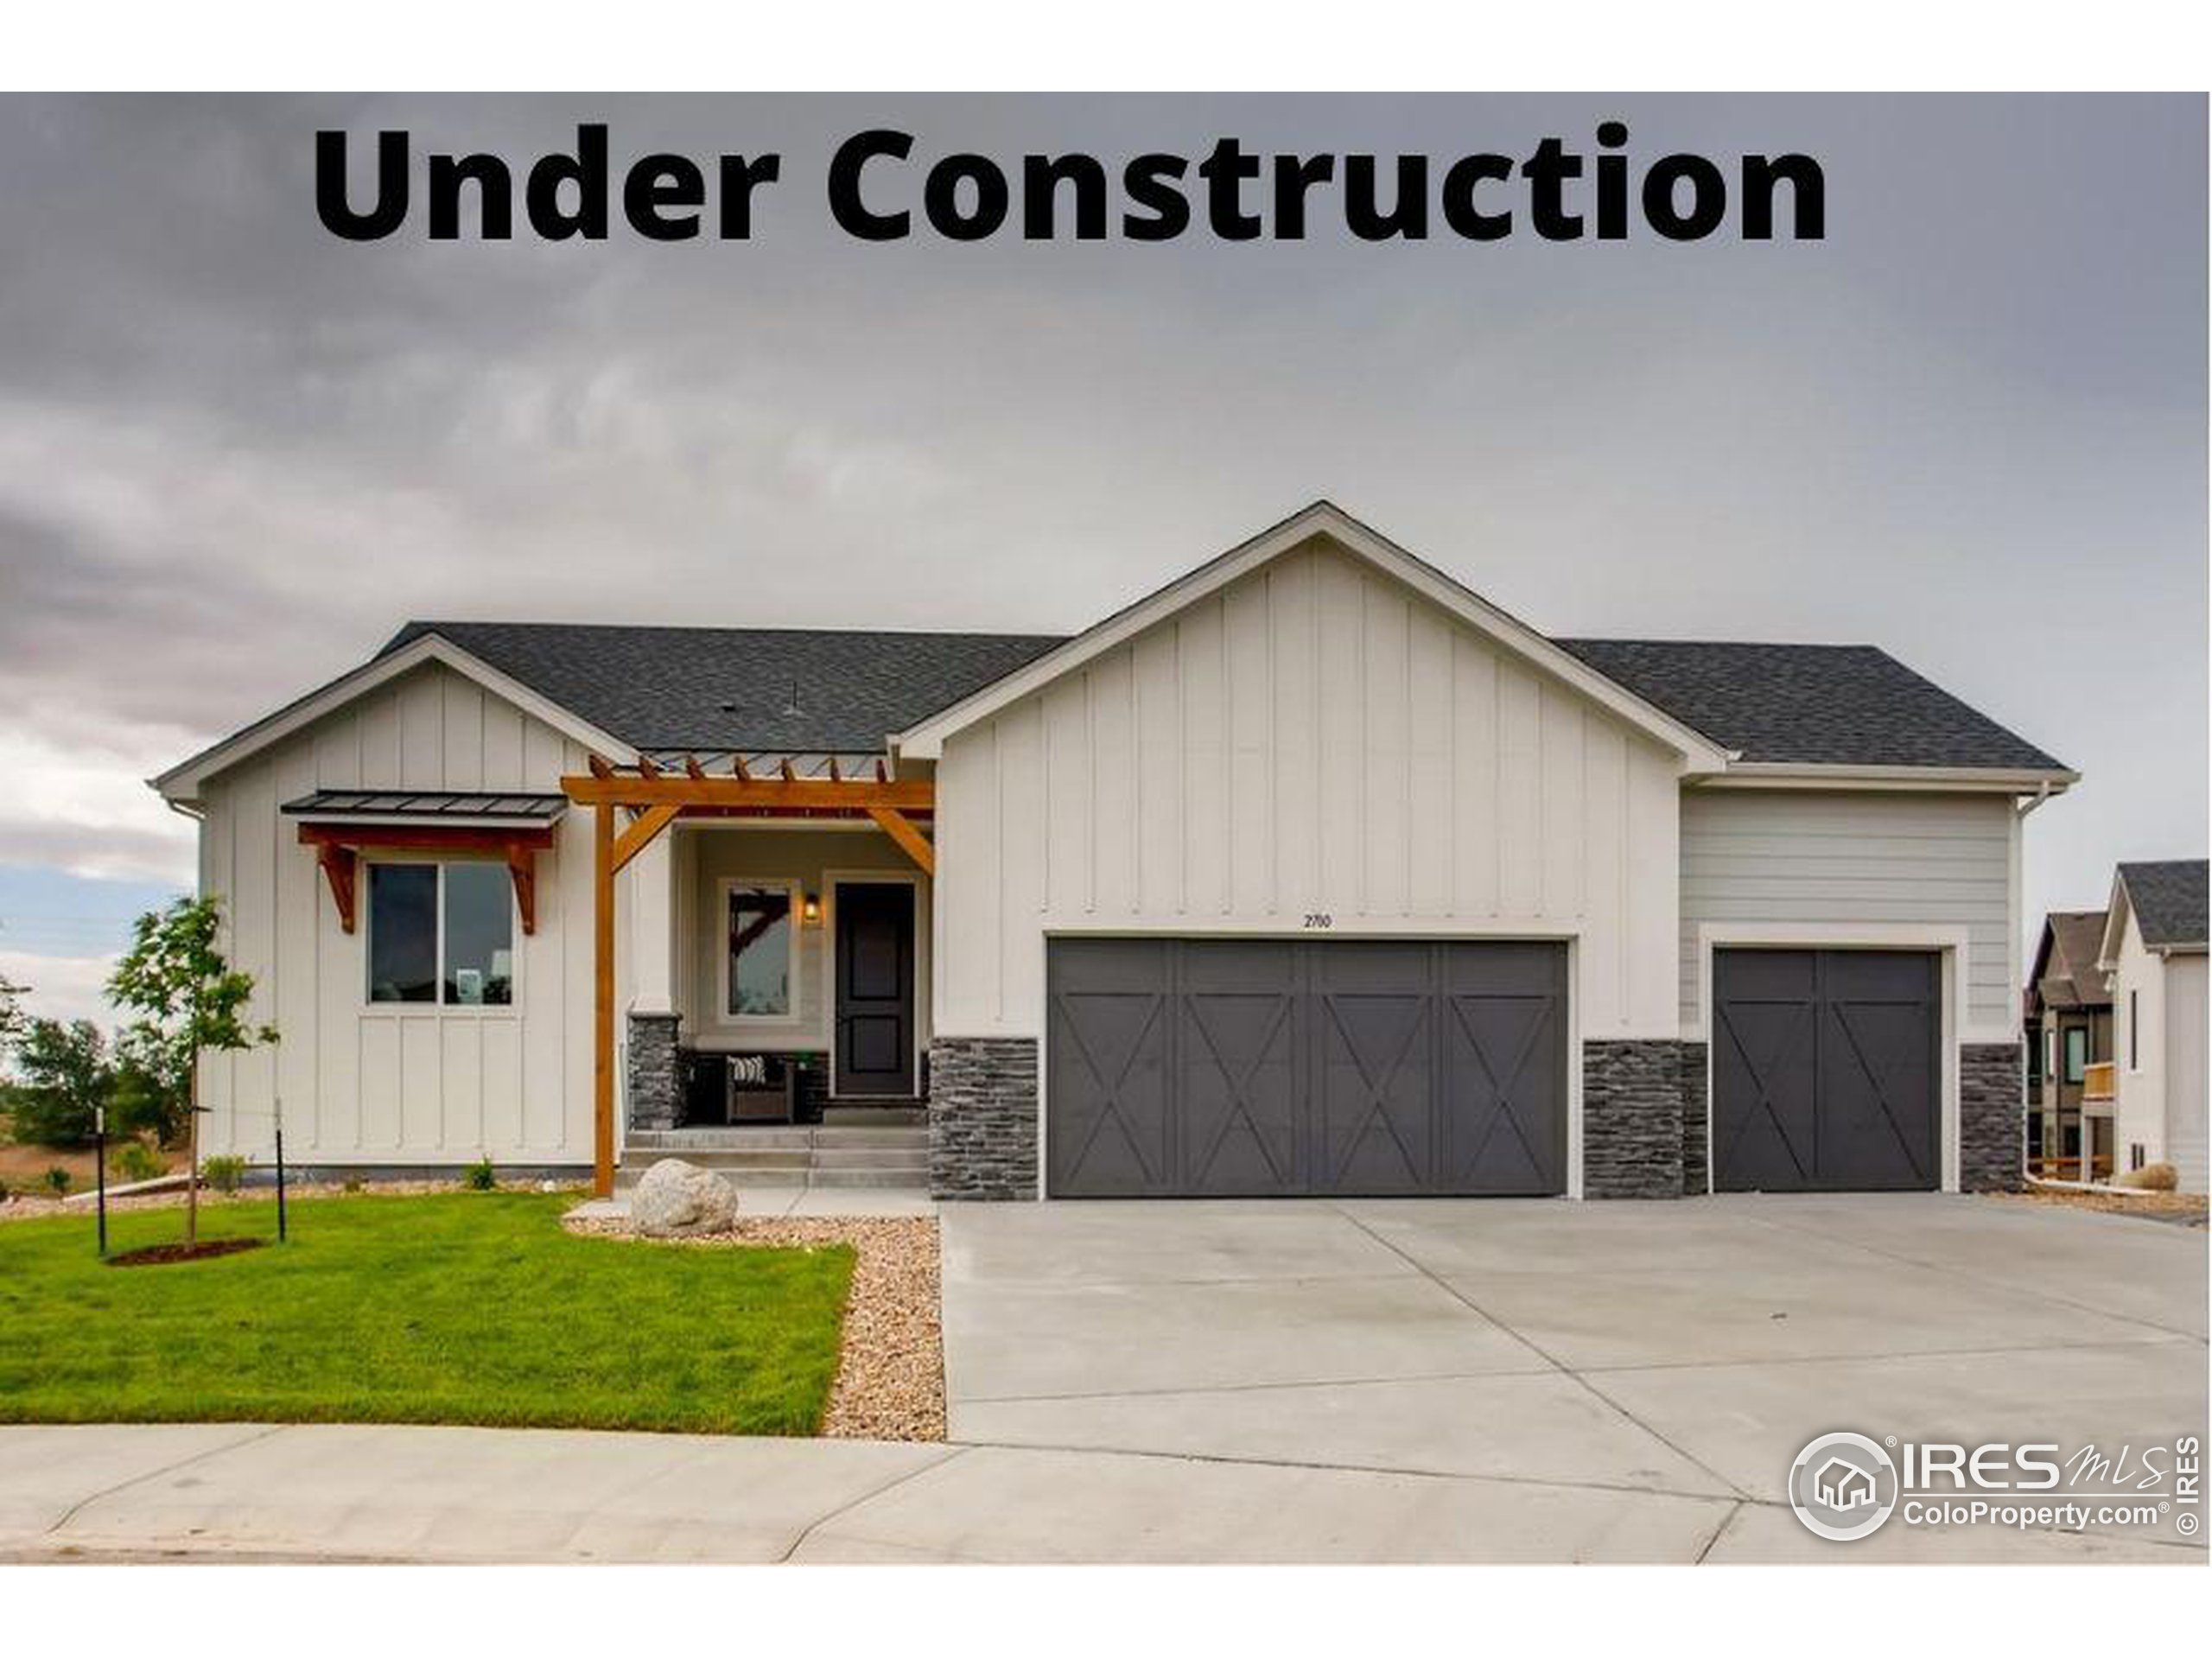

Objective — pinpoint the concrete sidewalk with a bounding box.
[2,1415,2198,1565]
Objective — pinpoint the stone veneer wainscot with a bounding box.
[929,1036,1039,1200]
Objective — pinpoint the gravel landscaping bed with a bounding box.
[563,1211,944,1441]
[1994,1185,2209,1224]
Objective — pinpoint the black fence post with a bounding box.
[275,1096,288,1243]
[94,1105,108,1258]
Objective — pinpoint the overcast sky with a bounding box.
[1,92,2203,1025]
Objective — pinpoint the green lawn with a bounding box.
[0,1193,854,1435]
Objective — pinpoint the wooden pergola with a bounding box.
[560,753,936,1195]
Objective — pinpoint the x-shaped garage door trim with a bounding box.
[1183,994,1297,1186]
[1446,992,1556,1185]
[1715,995,1816,1183]
[1054,991,1167,1185]
[1318,993,1429,1185]
[1828,998,1934,1183]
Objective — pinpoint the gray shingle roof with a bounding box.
[2029,910,2111,1012]
[1553,639,2069,772]
[385,622,1067,754]
[2118,860,2209,950]
[375,624,2066,775]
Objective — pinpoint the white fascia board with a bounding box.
[151,632,637,804]
[1696,762,2081,794]
[2095,875,2134,971]
[893,501,1735,771]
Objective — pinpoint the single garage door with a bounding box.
[1046,938,1567,1198]
[1711,949,1941,1192]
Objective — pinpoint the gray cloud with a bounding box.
[0,92,2202,949]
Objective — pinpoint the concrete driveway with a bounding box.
[912,1193,2209,1562]
[3,1195,2201,1563]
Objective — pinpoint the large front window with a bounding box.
[727,884,793,1017]
[367,861,514,1006]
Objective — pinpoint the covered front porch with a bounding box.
[563,753,937,1195]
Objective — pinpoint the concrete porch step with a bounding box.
[806,1168,935,1189]
[613,1165,928,1192]
[618,1123,931,1192]
[628,1126,927,1152]
[819,1105,926,1127]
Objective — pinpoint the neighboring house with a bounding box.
[152,502,2076,1200]
[2023,909,2115,1180]
[2099,861,2209,1193]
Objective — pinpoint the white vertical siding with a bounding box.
[2111,910,2207,1192]
[2161,953,2208,1193]
[933,539,1686,1039]
[1678,789,2018,1036]
[194,661,600,1167]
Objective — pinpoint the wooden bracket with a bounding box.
[297,822,553,936]
[868,805,936,876]
[612,804,681,873]
[505,843,539,934]
[315,842,358,933]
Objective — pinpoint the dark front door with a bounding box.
[1046,938,1567,1198]
[835,882,915,1096]
[1711,948,1941,1192]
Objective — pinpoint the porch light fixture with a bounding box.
[801,893,823,926]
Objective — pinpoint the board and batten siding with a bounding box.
[194,661,623,1168]
[931,540,1686,1039]
[1679,789,2020,1039]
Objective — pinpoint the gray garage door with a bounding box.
[1046,938,1567,1198]
[1711,949,1941,1192]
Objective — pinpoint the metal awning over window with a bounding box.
[281,792,564,938]
[280,790,569,829]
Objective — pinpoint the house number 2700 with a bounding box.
[1303,912,1333,930]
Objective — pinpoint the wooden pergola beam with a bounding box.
[592,804,614,1196]
[562,774,934,811]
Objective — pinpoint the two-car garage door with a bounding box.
[1046,938,1567,1198]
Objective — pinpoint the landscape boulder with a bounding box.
[631,1159,738,1236]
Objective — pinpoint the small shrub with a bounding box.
[342,1176,364,1194]
[44,1166,71,1195]
[462,1156,497,1192]
[111,1140,165,1183]
[2117,1161,2179,1192]
[201,1154,248,1195]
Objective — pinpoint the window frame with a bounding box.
[2062,1024,2088,1085]
[363,857,519,1013]
[715,875,802,1027]
[2128,988,2141,1072]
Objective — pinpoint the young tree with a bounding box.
[107,897,276,1248]
[6,1018,113,1147]
[0,965,24,1051]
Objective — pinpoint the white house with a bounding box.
[2100,861,2209,1193]
[153,503,2076,1200]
